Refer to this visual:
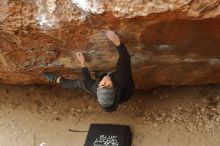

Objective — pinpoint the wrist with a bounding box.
[81,61,86,67]
[114,41,121,47]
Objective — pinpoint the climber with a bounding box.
[44,30,135,112]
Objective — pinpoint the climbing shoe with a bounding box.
[44,72,59,83]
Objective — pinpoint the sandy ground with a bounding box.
[0,83,220,146]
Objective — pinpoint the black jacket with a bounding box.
[81,43,135,112]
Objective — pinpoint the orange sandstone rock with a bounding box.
[0,0,220,89]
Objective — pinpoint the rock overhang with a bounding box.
[0,0,220,89]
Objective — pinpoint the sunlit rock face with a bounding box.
[0,0,220,89]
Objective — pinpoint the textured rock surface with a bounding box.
[0,0,220,89]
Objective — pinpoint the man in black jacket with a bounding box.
[44,30,135,112]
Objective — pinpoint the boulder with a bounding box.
[0,0,220,89]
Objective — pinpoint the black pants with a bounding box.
[60,79,96,96]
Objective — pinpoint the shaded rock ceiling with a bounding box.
[0,0,220,89]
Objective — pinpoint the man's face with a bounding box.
[98,75,113,88]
